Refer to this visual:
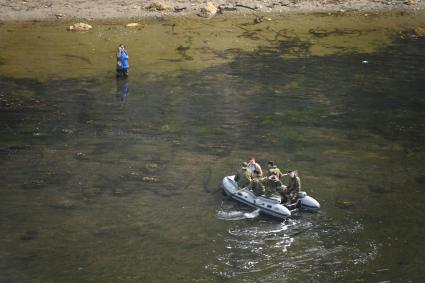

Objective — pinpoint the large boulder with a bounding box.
[67,22,92,32]
[198,2,217,17]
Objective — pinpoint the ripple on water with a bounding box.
[211,218,299,277]
[208,211,379,281]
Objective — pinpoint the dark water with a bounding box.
[1,14,425,282]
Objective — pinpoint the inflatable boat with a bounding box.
[222,175,320,219]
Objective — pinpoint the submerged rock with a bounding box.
[254,15,272,24]
[61,128,76,134]
[145,163,159,171]
[367,184,390,193]
[129,171,141,178]
[414,27,425,37]
[67,22,93,32]
[400,27,425,39]
[74,152,88,160]
[112,187,134,196]
[81,186,103,198]
[335,200,355,209]
[142,176,159,182]
[20,231,39,241]
[50,198,79,209]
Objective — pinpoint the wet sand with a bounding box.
[0,0,424,22]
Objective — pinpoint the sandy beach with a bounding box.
[0,0,424,21]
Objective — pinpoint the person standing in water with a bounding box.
[116,44,129,77]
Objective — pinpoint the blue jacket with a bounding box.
[121,50,129,69]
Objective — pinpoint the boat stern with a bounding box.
[299,195,320,211]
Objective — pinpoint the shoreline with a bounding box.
[0,0,424,22]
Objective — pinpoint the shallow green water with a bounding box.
[1,13,425,282]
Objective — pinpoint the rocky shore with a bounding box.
[0,0,424,21]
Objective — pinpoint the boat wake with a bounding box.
[217,208,261,220]
[206,212,378,282]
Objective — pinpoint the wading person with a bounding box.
[116,44,129,77]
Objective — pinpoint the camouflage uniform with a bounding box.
[267,166,284,179]
[284,176,301,202]
[234,168,252,188]
[263,178,283,200]
[248,177,266,196]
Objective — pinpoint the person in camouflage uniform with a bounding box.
[282,170,301,203]
[234,162,252,188]
[263,174,284,201]
[266,161,286,179]
[248,177,266,196]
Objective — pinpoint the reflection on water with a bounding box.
[1,13,425,282]
[116,78,129,102]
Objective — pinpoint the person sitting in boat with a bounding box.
[251,169,262,179]
[248,172,266,196]
[264,174,284,201]
[234,162,252,188]
[282,170,301,204]
[246,157,263,177]
[266,161,286,179]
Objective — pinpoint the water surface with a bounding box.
[1,12,425,282]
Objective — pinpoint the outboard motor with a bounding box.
[297,191,320,211]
